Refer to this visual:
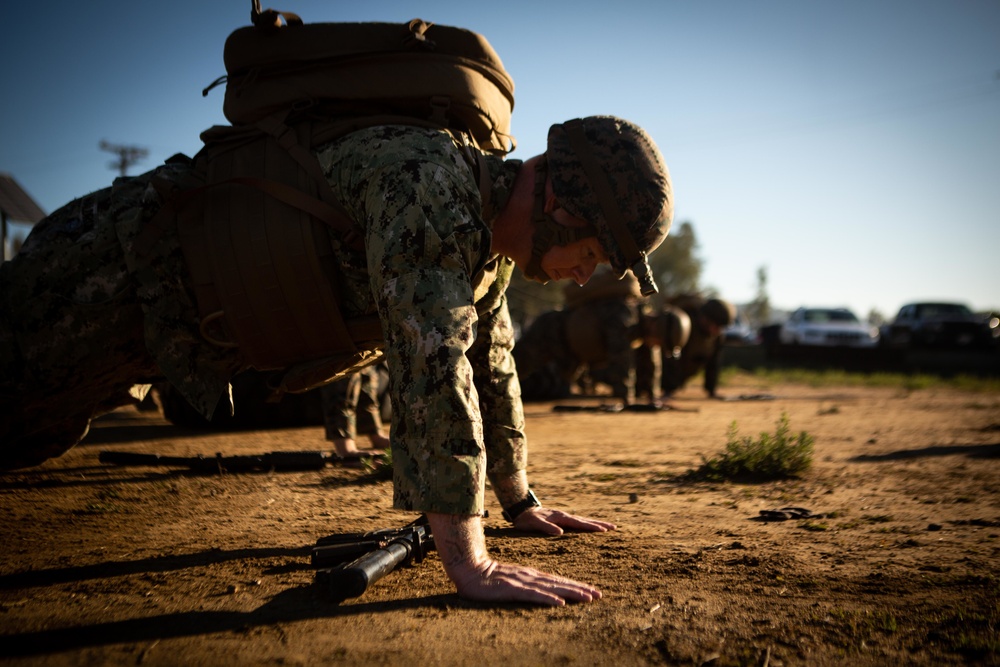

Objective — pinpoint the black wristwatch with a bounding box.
[502,489,541,523]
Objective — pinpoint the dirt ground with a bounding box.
[1,375,998,666]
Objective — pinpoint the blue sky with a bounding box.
[2,1,997,320]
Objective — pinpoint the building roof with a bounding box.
[0,172,46,224]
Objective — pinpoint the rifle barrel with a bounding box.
[99,451,198,467]
[98,450,330,473]
[317,539,413,600]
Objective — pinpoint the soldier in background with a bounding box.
[658,296,736,399]
[320,363,390,461]
[515,267,692,404]
[633,303,691,403]
[511,308,575,401]
[515,267,642,402]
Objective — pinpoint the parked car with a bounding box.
[881,302,993,349]
[779,307,879,347]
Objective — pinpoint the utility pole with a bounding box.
[99,140,148,177]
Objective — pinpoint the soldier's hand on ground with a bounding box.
[427,512,603,606]
[450,559,603,606]
[514,507,616,535]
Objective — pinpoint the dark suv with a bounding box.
[882,302,993,349]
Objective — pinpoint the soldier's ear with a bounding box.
[544,192,561,214]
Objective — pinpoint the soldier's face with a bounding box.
[524,184,608,286]
[539,236,607,286]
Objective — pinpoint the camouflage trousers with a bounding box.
[0,188,159,469]
[320,364,387,441]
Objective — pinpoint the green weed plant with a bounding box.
[693,412,814,482]
[360,450,393,481]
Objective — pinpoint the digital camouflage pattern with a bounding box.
[2,125,528,518]
[320,364,386,441]
[546,116,673,277]
[316,125,525,516]
[0,165,240,469]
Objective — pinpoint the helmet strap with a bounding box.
[522,155,596,283]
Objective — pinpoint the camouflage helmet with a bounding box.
[646,304,691,359]
[547,116,673,295]
[701,298,737,328]
[662,304,692,355]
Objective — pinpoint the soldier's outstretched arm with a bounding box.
[511,505,617,535]
[426,512,603,605]
[490,470,617,535]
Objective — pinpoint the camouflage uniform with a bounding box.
[634,303,692,401]
[569,298,641,402]
[0,163,240,469]
[514,268,642,402]
[661,297,725,397]
[512,309,575,401]
[2,125,525,519]
[316,126,524,515]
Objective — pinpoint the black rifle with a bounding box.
[97,449,370,474]
[312,517,433,600]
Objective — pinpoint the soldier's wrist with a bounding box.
[501,489,541,523]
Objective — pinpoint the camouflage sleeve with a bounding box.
[319,373,361,441]
[349,132,494,516]
[466,291,527,479]
[354,365,385,436]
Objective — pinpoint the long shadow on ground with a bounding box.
[0,586,460,657]
[849,442,1000,462]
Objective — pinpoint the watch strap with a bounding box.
[501,489,541,523]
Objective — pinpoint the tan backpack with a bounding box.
[216,7,515,154]
[145,6,516,394]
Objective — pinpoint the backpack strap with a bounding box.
[254,114,365,250]
[260,113,494,248]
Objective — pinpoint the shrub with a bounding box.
[694,413,813,482]
[360,450,393,481]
